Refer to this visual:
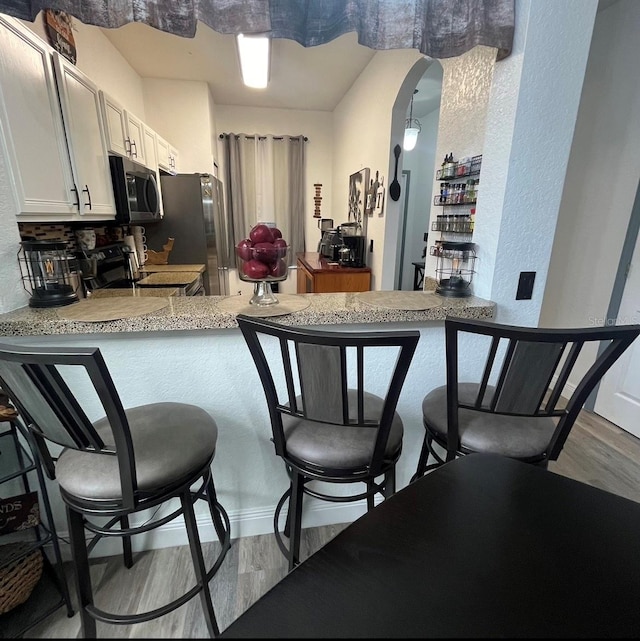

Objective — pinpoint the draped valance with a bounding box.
[0,0,514,60]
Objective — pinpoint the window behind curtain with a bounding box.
[223,134,306,268]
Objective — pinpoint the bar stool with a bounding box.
[0,343,231,638]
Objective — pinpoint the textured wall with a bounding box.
[476,0,598,325]
[423,45,496,283]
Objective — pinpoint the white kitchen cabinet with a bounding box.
[125,111,146,166]
[0,17,78,219]
[53,52,116,219]
[100,92,147,167]
[100,91,128,158]
[169,145,179,173]
[157,135,179,174]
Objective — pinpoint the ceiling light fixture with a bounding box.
[403,89,421,151]
[236,33,270,89]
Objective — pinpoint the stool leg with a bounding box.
[66,505,96,638]
[121,516,134,569]
[287,472,304,572]
[203,474,229,546]
[182,488,220,637]
[383,467,396,499]
[366,480,375,511]
[411,434,430,483]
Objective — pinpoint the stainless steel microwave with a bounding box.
[109,155,161,224]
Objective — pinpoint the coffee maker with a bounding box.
[339,235,366,267]
[319,229,342,261]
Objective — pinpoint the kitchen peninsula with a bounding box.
[0,291,495,557]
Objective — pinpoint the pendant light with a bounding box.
[403,89,421,151]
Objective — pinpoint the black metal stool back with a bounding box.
[237,314,419,570]
[412,317,640,480]
[0,342,231,637]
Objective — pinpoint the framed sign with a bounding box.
[44,10,77,65]
[0,492,40,535]
[348,167,370,234]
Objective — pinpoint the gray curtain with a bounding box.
[223,133,306,267]
[0,0,514,60]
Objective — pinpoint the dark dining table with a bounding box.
[221,453,640,638]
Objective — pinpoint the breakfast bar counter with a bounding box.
[0,291,494,336]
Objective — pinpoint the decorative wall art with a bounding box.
[365,170,381,216]
[375,176,385,216]
[44,10,76,64]
[348,168,370,234]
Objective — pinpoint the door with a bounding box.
[594,227,640,438]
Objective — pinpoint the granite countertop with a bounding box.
[140,264,206,274]
[88,287,180,298]
[0,291,496,337]
[136,272,201,286]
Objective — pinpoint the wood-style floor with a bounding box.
[26,408,640,638]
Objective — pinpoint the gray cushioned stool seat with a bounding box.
[56,402,218,501]
[283,390,403,468]
[423,383,557,459]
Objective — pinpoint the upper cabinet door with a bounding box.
[100,91,128,157]
[169,146,179,173]
[0,17,77,218]
[125,111,146,166]
[156,135,171,172]
[53,53,115,219]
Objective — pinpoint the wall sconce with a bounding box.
[236,33,270,89]
[403,89,421,151]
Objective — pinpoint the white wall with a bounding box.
[400,107,440,290]
[143,78,216,173]
[332,48,423,290]
[539,0,640,386]
[423,45,495,282]
[476,0,598,326]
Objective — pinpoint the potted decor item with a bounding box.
[236,223,290,306]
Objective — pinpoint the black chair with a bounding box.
[236,314,419,571]
[412,317,640,481]
[0,342,231,638]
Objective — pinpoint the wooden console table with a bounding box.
[296,252,371,293]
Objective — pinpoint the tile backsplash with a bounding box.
[18,223,127,251]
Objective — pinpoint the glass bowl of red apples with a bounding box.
[236,223,290,306]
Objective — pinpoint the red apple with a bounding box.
[271,227,283,239]
[249,224,274,244]
[269,258,288,278]
[236,238,253,262]
[273,238,288,258]
[253,242,278,264]
[243,259,269,280]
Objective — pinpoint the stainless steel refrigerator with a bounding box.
[145,173,230,295]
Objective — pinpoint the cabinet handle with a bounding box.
[130,140,137,158]
[70,184,80,210]
[125,138,131,155]
[82,185,92,210]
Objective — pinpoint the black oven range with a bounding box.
[76,244,203,296]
